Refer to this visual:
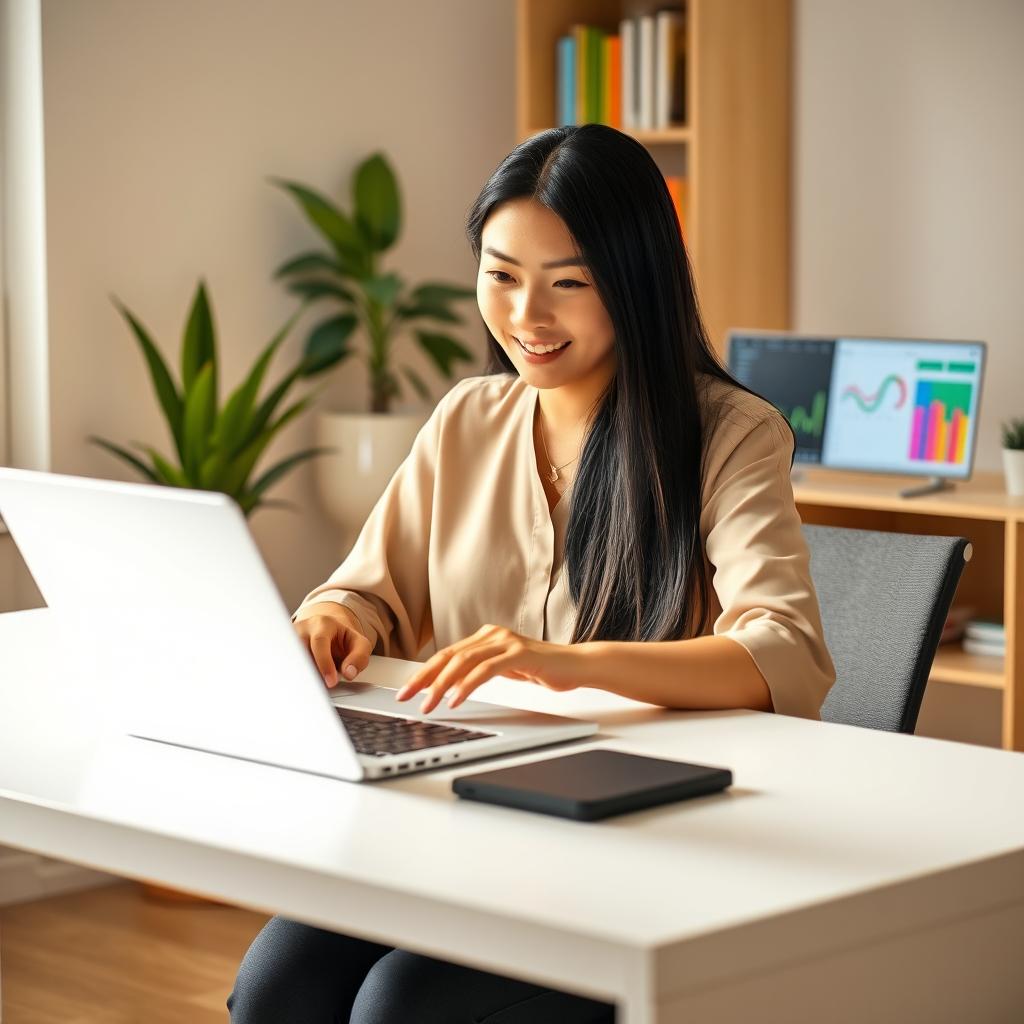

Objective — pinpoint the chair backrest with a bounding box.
[801,524,971,733]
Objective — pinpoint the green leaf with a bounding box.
[400,366,431,401]
[143,446,190,487]
[361,272,403,309]
[213,309,300,456]
[270,178,368,273]
[394,302,462,325]
[409,282,476,305]
[221,394,315,496]
[245,446,334,503]
[353,152,401,252]
[112,297,184,461]
[182,361,217,480]
[286,279,356,303]
[229,366,306,461]
[198,449,229,489]
[181,281,216,396]
[273,251,342,279]
[394,282,474,326]
[88,436,160,483]
[415,331,475,377]
[302,313,358,375]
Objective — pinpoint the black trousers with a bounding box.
[228,915,616,1023]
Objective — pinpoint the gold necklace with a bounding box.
[538,420,579,483]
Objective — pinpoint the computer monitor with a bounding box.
[726,331,986,496]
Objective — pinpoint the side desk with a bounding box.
[792,468,1024,751]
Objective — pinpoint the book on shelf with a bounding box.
[664,175,687,240]
[556,6,687,133]
[621,18,636,129]
[962,636,1006,659]
[964,619,1005,644]
[637,15,655,131]
[605,33,621,129]
[557,35,575,128]
[655,9,686,130]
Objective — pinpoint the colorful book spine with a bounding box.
[621,18,637,130]
[664,175,687,239]
[605,34,621,128]
[556,16,685,132]
[589,26,606,124]
[638,15,655,130]
[557,35,576,126]
[572,24,587,122]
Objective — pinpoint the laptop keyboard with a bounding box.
[335,706,497,758]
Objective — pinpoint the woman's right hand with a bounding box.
[292,601,373,688]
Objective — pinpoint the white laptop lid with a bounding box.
[0,468,365,781]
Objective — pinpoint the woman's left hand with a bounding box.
[395,624,584,714]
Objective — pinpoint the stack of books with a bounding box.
[556,8,688,234]
[962,619,1006,659]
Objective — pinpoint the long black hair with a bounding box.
[466,124,764,644]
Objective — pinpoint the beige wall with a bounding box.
[793,0,1023,749]
[10,0,1017,747]
[793,0,1024,472]
[37,0,514,612]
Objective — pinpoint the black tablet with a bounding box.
[452,748,732,821]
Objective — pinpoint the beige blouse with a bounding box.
[293,372,836,720]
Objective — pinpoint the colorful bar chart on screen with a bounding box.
[821,339,984,476]
[909,381,973,465]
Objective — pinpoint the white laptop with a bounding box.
[0,468,597,781]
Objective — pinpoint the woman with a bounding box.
[228,124,835,1023]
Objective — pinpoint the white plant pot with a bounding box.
[316,410,428,549]
[1003,448,1024,497]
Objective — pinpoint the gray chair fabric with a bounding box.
[801,524,971,733]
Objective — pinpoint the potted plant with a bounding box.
[1002,418,1024,496]
[270,152,477,545]
[90,279,332,905]
[90,280,333,515]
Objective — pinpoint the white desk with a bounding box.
[2,607,1023,1022]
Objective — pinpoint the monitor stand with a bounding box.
[899,476,955,498]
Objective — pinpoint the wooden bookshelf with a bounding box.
[515,0,791,354]
[793,468,1024,751]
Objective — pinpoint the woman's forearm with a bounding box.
[573,635,775,712]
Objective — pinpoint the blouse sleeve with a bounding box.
[700,410,836,720]
[290,383,461,659]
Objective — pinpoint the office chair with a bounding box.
[801,524,972,734]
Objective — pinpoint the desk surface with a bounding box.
[3,607,1024,1021]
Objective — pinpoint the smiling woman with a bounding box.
[477,199,616,401]
[289,124,835,717]
[229,124,837,1024]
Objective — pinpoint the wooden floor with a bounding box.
[0,882,269,1023]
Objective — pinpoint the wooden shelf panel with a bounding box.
[519,126,692,145]
[629,127,692,145]
[795,470,1024,523]
[930,643,1005,690]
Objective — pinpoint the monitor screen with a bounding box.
[727,332,986,479]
